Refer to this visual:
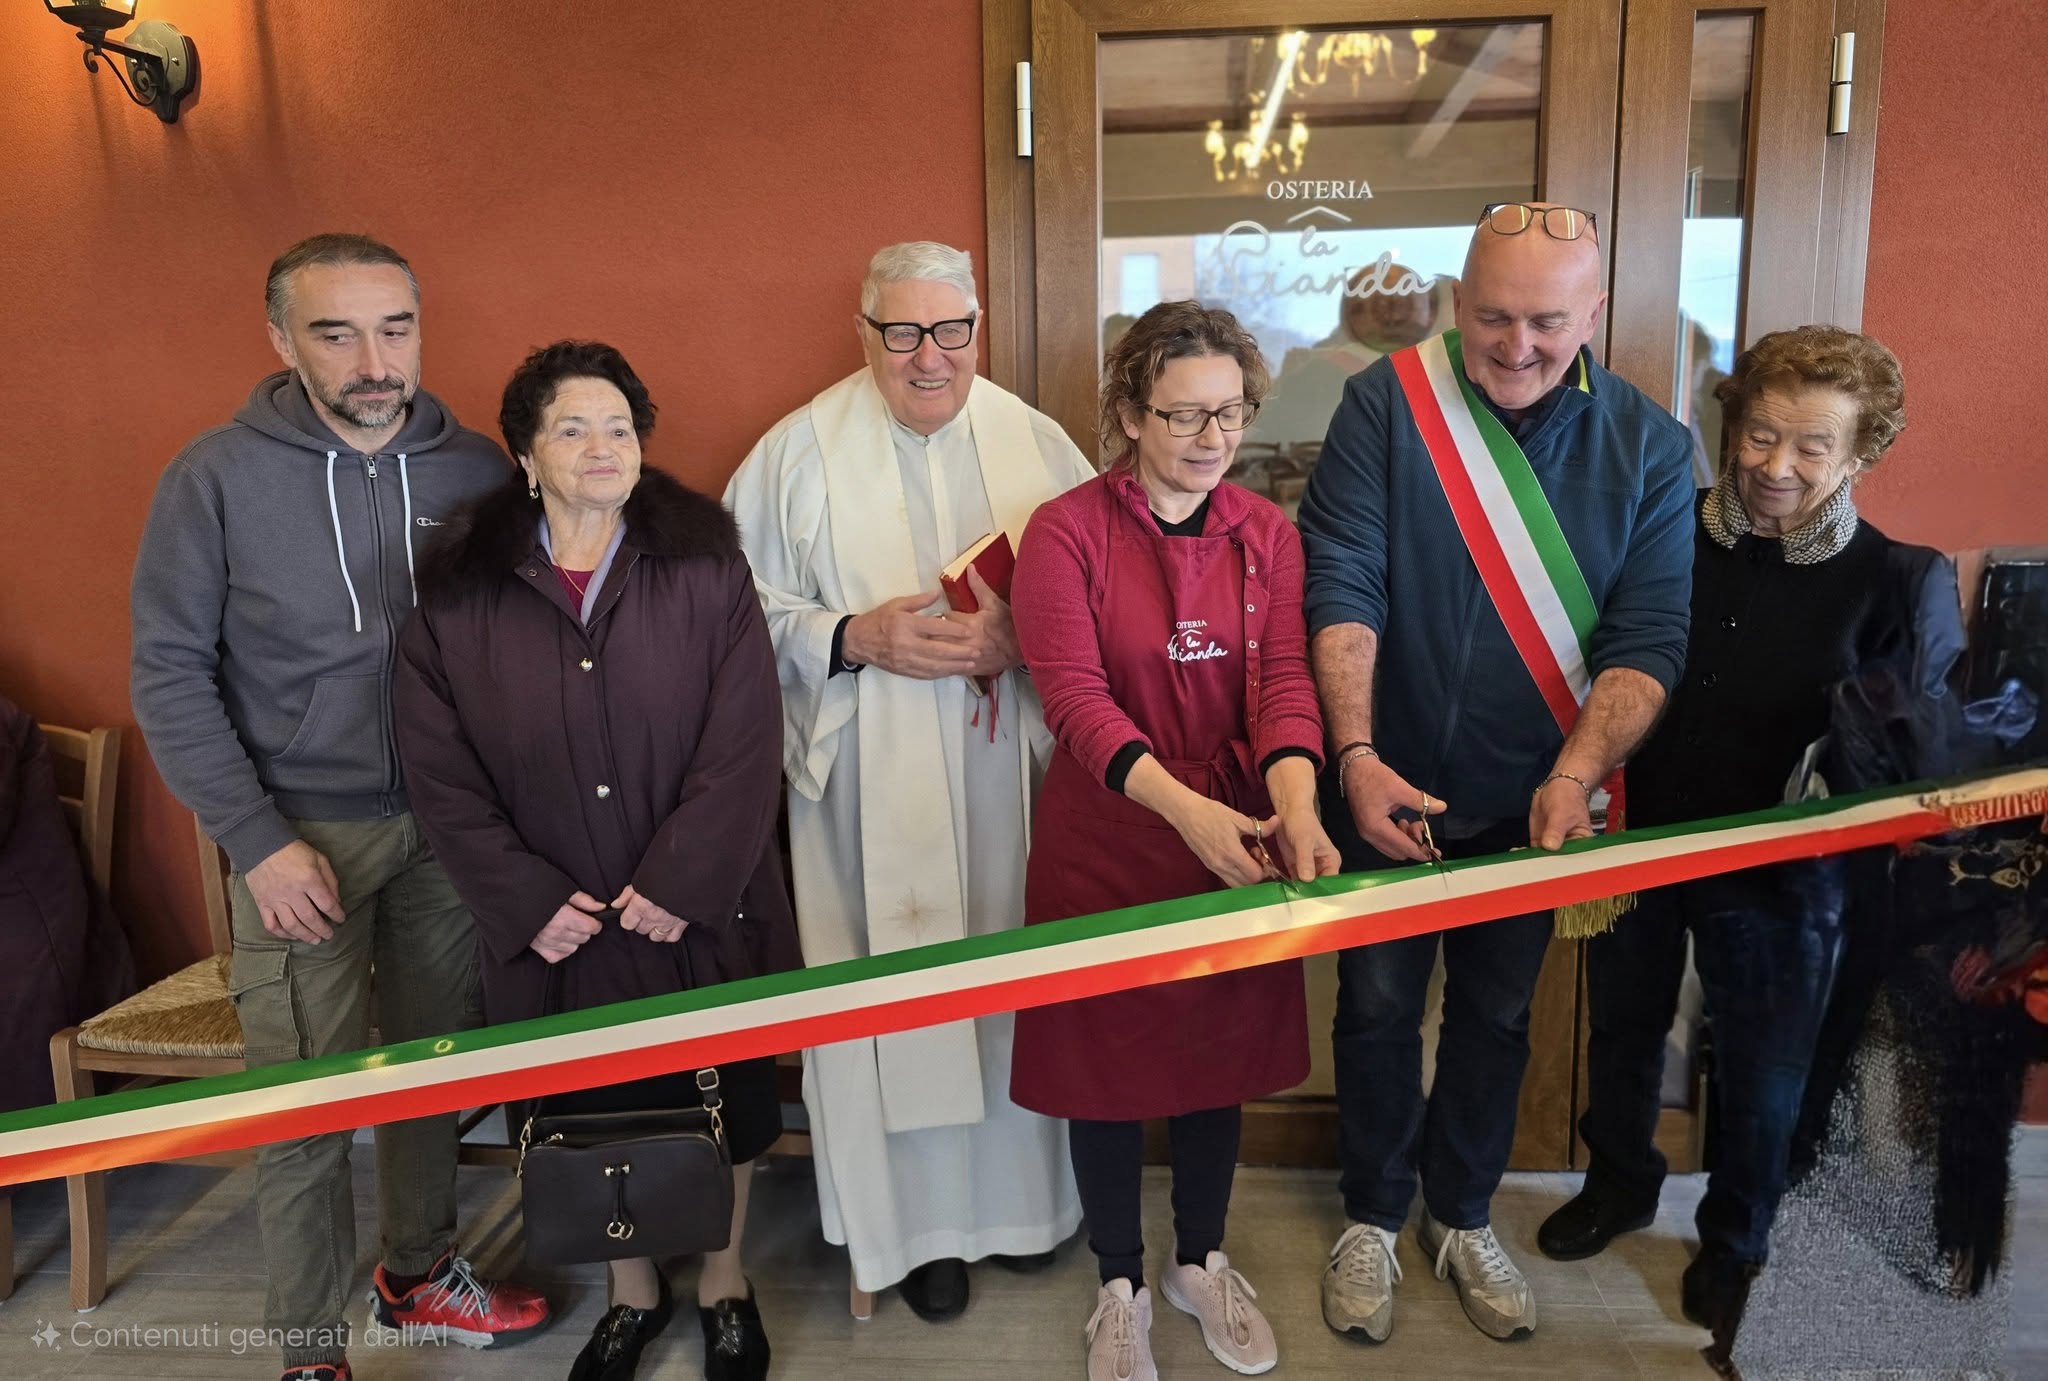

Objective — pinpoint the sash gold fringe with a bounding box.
[1554,891,1638,938]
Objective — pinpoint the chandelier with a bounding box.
[1288,28,1439,94]
[1204,28,1439,182]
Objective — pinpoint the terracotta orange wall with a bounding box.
[0,1,986,978]
[3,0,2043,980]
[1855,0,2048,551]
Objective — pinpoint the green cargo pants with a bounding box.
[226,813,483,1368]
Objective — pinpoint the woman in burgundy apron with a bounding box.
[1010,302,1338,1380]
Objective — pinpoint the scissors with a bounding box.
[1252,818,1278,881]
[1415,792,1451,891]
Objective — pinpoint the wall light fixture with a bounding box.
[43,1,199,123]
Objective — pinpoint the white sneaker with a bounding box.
[1085,1278,1157,1381]
[1161,1251,1277,1375]
[1323,1222,1401,1342]
[1416,1209,1536,1340]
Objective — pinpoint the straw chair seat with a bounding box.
[75,954,241,1060]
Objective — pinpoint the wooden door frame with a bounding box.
[982,0,1624,1170]
[987,0,1623,450]
[1607,0,1870,403]
[1588,0,1884,1170]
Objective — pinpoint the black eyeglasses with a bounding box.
[1140,401,1258,437]
[1480,202,1599,243]
[862,314,978,353]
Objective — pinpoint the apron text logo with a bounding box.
[1169,620,1229,664]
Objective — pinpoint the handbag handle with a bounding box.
[527,899,722,1123]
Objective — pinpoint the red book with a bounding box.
[940,532,1015,695]
[939,531,1015,612]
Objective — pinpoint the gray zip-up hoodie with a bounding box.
[132,372,511,872]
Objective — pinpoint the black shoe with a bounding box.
[569,1274,673,1381]
[1681,1248,1759,1335]
[699,1285,771,1381]
[898,1257,970,1321]
[1537,1189,1656,1261]
[988,1249,1058,1273]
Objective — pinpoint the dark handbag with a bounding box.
[515,933,735,1264]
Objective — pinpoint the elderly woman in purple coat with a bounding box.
[395,340,796,1381]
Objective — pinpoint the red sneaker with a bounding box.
[370,1250,552,1348]
[280,1365,349,1381]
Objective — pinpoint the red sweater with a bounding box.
[1012,472,1324,783]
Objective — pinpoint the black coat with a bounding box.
[0,697,135,1111]
[394,468,799,1025]
[1627,502,1963,830]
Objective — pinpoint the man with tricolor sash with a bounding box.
[1299,202,1694,1345]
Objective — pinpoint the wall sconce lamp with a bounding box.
[43,2,199,123]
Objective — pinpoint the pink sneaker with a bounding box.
[1161,1251,1277,1374]
[1084,1277,1157,1381]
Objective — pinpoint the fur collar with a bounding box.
[417,465,738,598]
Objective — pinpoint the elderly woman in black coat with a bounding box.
[1536,326,1968,1337]
[395,341,796,1381]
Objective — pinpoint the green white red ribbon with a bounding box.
[1,769,2043,1188]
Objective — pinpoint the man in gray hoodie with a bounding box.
[131,234,551,1381]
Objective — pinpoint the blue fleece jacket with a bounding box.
[1298,346,1694,822]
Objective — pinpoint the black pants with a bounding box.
[1068,1104,1241,1286]
[1580,864,1845,1263]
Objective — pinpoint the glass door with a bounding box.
[1596,0,1872,1171]
[982,0,1881,1170]
[991,0,1626,1172]
[1098,21,1546,518]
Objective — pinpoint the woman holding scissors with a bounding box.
[1009,300,1340,1380]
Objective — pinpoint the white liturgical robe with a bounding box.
[725,368,1092,1289]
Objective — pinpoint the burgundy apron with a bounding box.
[1010,483,1309,1122]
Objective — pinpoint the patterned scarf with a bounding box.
[1701,462,1860,565]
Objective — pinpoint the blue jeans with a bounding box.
[1332,819,1554,1231]
[1579,864,1846,1263]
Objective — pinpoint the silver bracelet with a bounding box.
[1335,742,1379,796]
[1536,771,1594,804]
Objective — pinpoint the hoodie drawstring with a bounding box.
[324,451,364,633]
[397,453,417,607]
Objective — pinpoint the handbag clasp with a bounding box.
[604,1162,636,1240]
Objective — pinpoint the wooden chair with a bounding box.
[49,805,516,1310]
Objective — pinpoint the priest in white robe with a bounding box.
[724,242,1091,1320]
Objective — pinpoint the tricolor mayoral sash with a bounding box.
[1390,329,1628,935]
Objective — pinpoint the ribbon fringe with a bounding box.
[1554,891,1639,939]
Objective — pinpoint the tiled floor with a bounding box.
[1,1129,2041,1379]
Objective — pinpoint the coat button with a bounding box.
[1245,602,1255,612]
[525,567,540,577]
[579,657,594,671]
[1721,615,1738,630]
[1700,672,1718,688]
[595,784,611,799]
[1248,639,1258,650]
[1247,564,1257,574]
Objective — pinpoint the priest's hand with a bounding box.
[942,567,1024,678]
[1271,805,1342,883]
[844,591,980,680]
[1529,773,1595,851]
[531,891,606,964]
[1341,753,1445,863]
[613,884,688,943]
[1166,794,1276,889]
